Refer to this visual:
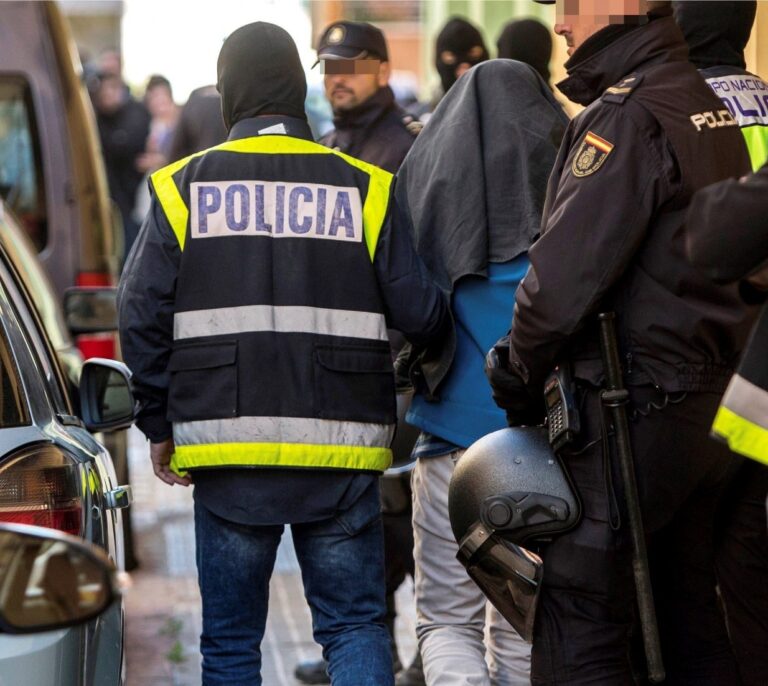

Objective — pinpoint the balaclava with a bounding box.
[673,1,756,70]
[435,17,489,93]
[216,22,307,131]
[497,19,553,84]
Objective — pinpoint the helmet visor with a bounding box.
[457,523,543,642]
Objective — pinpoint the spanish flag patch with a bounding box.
[572,131,615,177]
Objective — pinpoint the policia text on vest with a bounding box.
[192,181,362,240]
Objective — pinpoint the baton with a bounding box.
[598,313,665,683]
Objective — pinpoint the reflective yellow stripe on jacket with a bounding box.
[150,135,393,259]
[712,373,768,465]
[742,125,768,171]
[171,444,392,476]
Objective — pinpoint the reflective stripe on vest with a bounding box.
[171,443,392,476]
[174,305,387,341]
[171,416,394,475]
[711,373,768,464]
[742,125,768,171]
[150,135,393,260]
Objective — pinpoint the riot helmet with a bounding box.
[448,426,581,640]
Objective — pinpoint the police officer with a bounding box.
[686,159,768,686]
[118,23,448,686]
[434,17,489,99]
[317,21,421,174]
[674,0,768,170]
[487,2,754,683]
[673,6,768,684]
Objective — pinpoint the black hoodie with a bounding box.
[216,22,307,130]
[672,1,756,70]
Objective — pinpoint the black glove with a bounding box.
[485,336,543,427]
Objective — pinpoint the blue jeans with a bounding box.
[194,483,393,686]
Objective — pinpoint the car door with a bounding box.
[0,249,123,685]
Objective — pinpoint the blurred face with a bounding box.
[554,0,649,56]
[323,59,390,112]
[145,85,175,119]
[95,76,124,114]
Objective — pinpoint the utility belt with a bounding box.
[545,363,691,453]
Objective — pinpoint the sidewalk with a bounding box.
[123,428,417,685]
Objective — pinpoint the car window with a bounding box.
[0,307,29,429]
[0,256,71,417]
[0,78,47,252]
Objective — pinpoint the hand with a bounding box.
[485,338,542,427]
[149,438,191,487]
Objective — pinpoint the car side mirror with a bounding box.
[79,358,135,432]
[63,287,118,334]
[0,523,119,634]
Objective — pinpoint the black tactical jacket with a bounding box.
[320,86,419,174]
[508,15,754,393]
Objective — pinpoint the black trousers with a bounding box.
[531,387,743,686]
[716,460,768,686]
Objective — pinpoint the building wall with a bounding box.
[58,0,122,64]
[745,3,768,79]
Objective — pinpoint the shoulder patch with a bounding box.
[602,72,644,105]
[571,131,614,178]
[402,115,423,137]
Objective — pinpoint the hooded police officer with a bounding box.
[118,22,448,686]
[434,17,489,96]
[317,21,421,174]
[674,1,768,169]
[673,5,768,684]
[486,1,754,683]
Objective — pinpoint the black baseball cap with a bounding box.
[316,21,389,62]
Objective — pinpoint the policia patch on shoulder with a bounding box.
[572,131,615,177]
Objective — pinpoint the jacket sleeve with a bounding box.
[508,103,677,388]
[686,160,768,284]
[117,192,181,442]
[373,189,450,348]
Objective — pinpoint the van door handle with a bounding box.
[105,485,133,510]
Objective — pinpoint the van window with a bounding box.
[0,79,47,252]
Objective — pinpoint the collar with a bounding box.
[332,86,396,130]
[228,115,314,141]
[557,15,688,107]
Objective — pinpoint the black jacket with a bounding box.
[507,15,754,393]
[97,97,151,227]
[320,86,418,174]
[167,85,227,162]
[687,160,768,285]
[119,116,447,443]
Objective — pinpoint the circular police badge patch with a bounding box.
[327,26,345,45]
[572,131,614,178]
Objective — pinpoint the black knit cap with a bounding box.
[216,22,307,131]
[435,17,489,93]
[673,1,756,70]
[497,19,553,84]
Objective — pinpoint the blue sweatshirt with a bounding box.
[407,256,529,451]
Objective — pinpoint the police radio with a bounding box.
[543,365,580,451]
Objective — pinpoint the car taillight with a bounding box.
[77,271,117,360]
[0,445,84,536]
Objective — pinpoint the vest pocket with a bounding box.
[314,344,396,424]
[167,340,238,422]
